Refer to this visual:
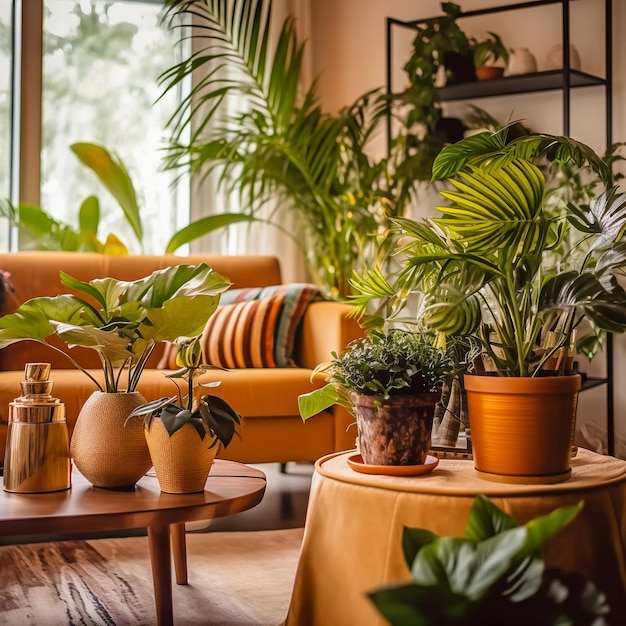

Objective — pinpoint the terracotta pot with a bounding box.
[70,391,152,488]
[476,66,504,80]
[351,391,441,466]
[464,374,581,483]
[145,418,219,494]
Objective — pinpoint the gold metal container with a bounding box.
[3,363,71,493]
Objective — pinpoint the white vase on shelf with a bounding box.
[506,48,538,76]
[545,44,582,71]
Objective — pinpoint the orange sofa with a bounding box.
[0,252,362,465]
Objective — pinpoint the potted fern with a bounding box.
[352,128,626,482]
[298,328,466,468]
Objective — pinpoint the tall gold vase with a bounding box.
[70,391,152,488]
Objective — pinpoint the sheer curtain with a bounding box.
[189,0,312,284]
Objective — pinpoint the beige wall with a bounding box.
[307,0,626,457]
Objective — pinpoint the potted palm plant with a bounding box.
[128,337,242,494]
[298,327,467,469]
[157,0,430,298]
[352,127,626,482]
[0,263,232,487]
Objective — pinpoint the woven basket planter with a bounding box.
[70,391,152,488]
[145,417,219,494]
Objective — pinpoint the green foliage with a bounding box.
[353,128,626,376]
[298,328,463,421]
[368,495,612,626]
[399,2,469,142]
[128,337,242,446]
[0,264,231,393]
[71,142,143,245]
[158,0,421,297]
[471,31,509,68]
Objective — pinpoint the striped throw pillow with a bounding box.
[200,283,327,368]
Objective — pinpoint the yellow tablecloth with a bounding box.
[286,448,626,626]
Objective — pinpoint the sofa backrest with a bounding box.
[0,252,282,372]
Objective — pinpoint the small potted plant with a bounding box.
[128,336,242,494]
[471,31,509,79]
[352,127,626,482]
[298,327,465,468]
[0,263,232,487]
[368,496,612,624]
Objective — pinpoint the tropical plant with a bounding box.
[127,336,241,447]
[157,0,420,297]
[298,327,468,421]
[368,495,612,625]
[471,31,509,69]
[392,2,472,181]
[351,128,626,377]
[0,143,141,254]
[0,263,231,392]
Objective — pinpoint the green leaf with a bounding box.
[78,195,100,235]
[402,527,438,568]
[0,295,85,346]
[199,394,242,448]
[298,384,344,420]
[165,213,257,254]
[71,142,144,245]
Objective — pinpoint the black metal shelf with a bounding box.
[386,0,614,455]
[438,70,606,102]
[581,376,610,392]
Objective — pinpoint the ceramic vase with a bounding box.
[70,391,152,488]
[546,44,581,71]
[506,48,538,75]
[144,417,219,494]
[464,374,581,484]
[351,391,441,466]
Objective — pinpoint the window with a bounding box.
[6,0,189,253]
[0,2,11,250]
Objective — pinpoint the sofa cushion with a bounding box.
[200,283,326,368]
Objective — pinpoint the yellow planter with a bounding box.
[145,418,219,494]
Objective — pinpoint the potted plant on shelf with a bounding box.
[368,495,612,625]
[128,337,242,494]
[298,327,466,469]
[352,127,626,483]
[471,31,509,79]
[0,263,232,488]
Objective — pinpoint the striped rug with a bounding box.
[0,527,303,626]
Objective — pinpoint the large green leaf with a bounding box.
[165,213,256,254]
[71,142,143,245]
[0,295,86,346]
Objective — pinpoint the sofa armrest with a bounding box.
[297,301,364,370]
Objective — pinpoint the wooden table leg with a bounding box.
[148,524,173,626]
[171,522,188,585]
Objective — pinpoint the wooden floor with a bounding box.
[207,461,313,532]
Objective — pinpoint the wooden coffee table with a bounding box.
[0,459,266,626]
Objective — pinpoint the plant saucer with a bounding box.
[347,454,439,476]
